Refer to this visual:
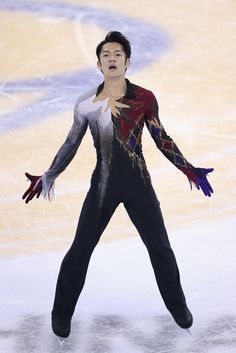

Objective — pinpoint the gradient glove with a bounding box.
[194,167,214,197]
[183,167,214,197]
[22,172,42,204]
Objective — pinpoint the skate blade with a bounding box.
[56,336,66,345]
[185,328,192,335]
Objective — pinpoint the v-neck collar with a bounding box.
[96,78,136,99]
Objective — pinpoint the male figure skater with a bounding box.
[22,31,213,338]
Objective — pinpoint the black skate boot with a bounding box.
[51,314,71,338]
[169,305,193,329]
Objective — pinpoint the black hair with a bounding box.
[96,31,131,60]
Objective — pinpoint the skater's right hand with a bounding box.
[22,172,42,204]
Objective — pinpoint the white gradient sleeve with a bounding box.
[42,101,88,200]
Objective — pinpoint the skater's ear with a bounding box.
[125,58,130,72]
[97,60,103,73]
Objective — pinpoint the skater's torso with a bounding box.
[76,79,160,183]
[74,79,158,204]
[45,79,193,204]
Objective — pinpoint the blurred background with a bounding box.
[1,0,235,257]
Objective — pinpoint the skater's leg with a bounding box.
[124,182,186,310]
[52,184,119,320]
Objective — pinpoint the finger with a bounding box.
[202,180,213,195]
[25,193,33,203]
[200,184,209,197]
[25,190,38,204]
[25,172,34,181]
[22,186,33,199]
[22,190,28,200]
[203,187,211,197]
[206,168,214,174]
[206,180,214,193]
[34,180,42,198]
[22,182,35,199]
[200,183,212,197]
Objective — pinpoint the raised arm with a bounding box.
[145,91,214,197]
[22,100,88,203]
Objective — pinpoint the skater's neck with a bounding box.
[103,77,127,98]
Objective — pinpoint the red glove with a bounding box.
[22,172,42,204]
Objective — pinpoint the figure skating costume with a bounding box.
[42,79,196,319]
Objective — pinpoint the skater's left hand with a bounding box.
[194,167,214,197]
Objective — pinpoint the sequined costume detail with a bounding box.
[43,79,195,204]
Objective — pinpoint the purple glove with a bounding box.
[194,167,214,197]
[182,167,214,197]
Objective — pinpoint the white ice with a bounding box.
[0,217,236,353]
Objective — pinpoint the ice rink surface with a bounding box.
[0,0,236,352]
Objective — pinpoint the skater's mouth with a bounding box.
[109,65,117,70]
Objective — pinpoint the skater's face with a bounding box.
[97,42,130,78]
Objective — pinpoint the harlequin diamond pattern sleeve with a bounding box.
[41,101,88,199]
[145,91,198,188]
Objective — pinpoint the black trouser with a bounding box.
[52,159,186,319]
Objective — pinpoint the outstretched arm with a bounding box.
[22,101,88,203]
[145,91,214,197]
